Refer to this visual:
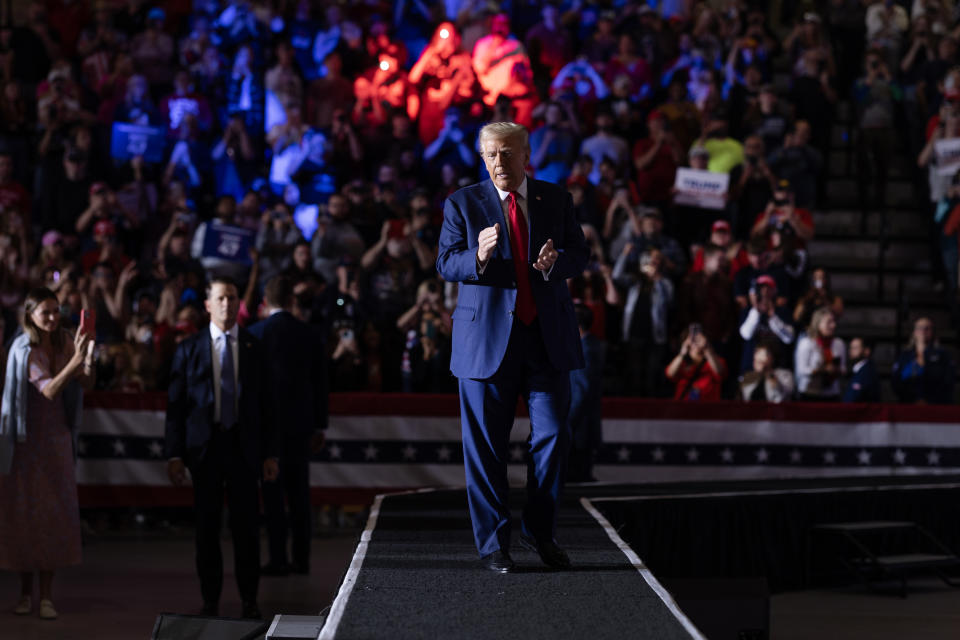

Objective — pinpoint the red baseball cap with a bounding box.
[94,219,116,237]
[756,275,777,290]
[89,181,108,196]
[711,220,731,233]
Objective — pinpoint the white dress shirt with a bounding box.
[209,322,240,424]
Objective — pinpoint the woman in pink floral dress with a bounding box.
[0,288,94,620]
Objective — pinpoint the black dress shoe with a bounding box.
[241,601,262,619]
[261,562,291,576]
[199,602,219,616]
[481,549,515,573]
[519,535,571,570]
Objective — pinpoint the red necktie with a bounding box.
[506,192,536,325]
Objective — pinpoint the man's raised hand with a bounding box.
[533,238,558,272]
[477,223,500,265]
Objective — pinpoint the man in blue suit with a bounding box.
[437,122,589,573]
[249,275,328,576]
[165,276,278,619]
[843,337,881,403]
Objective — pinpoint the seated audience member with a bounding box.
[739,344,795,403]
[891,316,956,404]
[612,247,674,397]
[665,325,727,401]
[794,307,846,401]
[739,275,795,373]
[793,267,844,329]
[843,337,882,403]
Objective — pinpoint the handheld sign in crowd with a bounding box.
[110,123,167,163]
[201,221,255,265]
[673,168,729,210]
[935,138,960,176]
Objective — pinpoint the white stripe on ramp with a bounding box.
[580,497,708,640]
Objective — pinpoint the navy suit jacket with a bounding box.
[164,326,277,471]
[437,178,589,379]
[843,359,881,403]
[248,310,328,440]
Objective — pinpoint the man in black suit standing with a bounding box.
[249,275,328,576]
[165,276,278,619]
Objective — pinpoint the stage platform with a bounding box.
[318,475,960,639]
[318,487,704,640]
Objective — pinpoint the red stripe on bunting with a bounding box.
[82,392,960,424]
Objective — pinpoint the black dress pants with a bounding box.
[190,428,260,606]
[262,435,312,568]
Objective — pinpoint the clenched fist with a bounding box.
[477,223,500,265]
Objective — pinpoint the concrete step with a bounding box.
[838,304,951,331]
[808,238,931,270]
[825,178,917,208]
[813,209,928,239]
[828,272,945,305]
[826,149,911,180]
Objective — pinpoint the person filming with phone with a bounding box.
[0,288,96,620]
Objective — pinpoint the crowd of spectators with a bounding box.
[0,0,955,404]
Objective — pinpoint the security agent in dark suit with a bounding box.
[843,337,881,403]
[248,275,328,576]
[437,122,589,573]
[165,276,278,620]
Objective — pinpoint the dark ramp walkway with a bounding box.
[318,488,703,640]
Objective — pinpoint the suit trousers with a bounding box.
[262,435,312,567]
[458,318,571,557]
[190,428,260,605]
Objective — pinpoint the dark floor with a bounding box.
[0,528,359,640]
[2,508,960,639]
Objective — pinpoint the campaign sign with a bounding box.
[935,138,960,176]
[110,123,166,163]
[201,221,254,264]
[673,168,729,210]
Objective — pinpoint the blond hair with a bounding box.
[478,122,529,152]
[806,306,835,339]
